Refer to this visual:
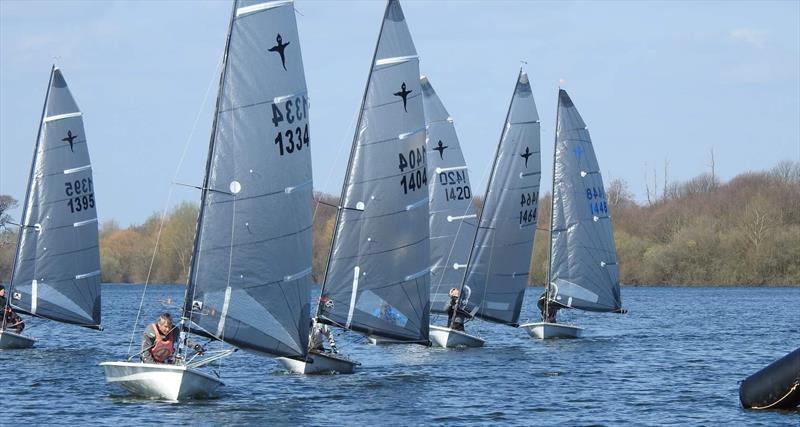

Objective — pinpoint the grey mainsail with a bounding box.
[182,0,312,358]
[420,76,477,314]
[8,66,101,329]
[547,89,621,312]
[317,0,430,343]
[462,70,541,326]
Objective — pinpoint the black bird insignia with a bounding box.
[393,82,412,112]
[62,130,78,152]
[268,34,290,70]
[520,147,533,168]
[434,140,448,159]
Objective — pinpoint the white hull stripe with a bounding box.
[398,127,425,140]
[404,267,429,282]
[64,165,91,175]
[375,55,418,67]
[447,214,477,222]
[273,90,308,105]
[44,112,81,123]
[216,286,233,337]
[73,218,98,227]
[236,0,291,17]
[31,280,38,315]
[435,166,467,174]
[346,266,359,329]
[284,267,311,282]
[75,270,101,280]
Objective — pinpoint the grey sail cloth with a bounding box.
[420,76,477,315]
[318,0,430,343]
[547,89,621,313]
[9,67,101,329]
[183,0,312,358]
[463,71,541,326]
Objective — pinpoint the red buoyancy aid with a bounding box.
[149,324,175,363]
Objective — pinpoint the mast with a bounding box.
[544,88,561,321]
[314,0,392,323]
[456,68,522,327]
[4,65,55,328]
[180,0,238,341]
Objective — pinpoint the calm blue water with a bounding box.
[1,285,798,425]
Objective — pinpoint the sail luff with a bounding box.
[316,0,392,321]
[544,87,562,320]
[182,0,238,324]
[5,66,54,327]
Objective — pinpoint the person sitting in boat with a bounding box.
[445,288,470,332]
[309,319,337,354]
[141,313,203,364]
[537,294,560,323]
[0,285,25,334]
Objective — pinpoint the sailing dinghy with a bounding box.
[102,0,327,398]
[519,89,624,340]
[419,75,483,348]
[1,66,102,350]
[430,70,542,348]
[280,0,431,366]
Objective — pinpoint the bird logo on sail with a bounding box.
[520,146,533,168]
[393,82,412,112]
[434,140,448,159]
[62,130,78,152]
[268,34,290,70]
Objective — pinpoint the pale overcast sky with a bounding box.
[1,0,798,226]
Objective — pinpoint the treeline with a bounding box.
[0,161,798,285]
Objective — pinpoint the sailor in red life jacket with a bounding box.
[141,313,204,364]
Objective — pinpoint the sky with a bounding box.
[1,0,798,226]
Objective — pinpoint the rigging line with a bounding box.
[125,51,225,358]
[311,106,360,224]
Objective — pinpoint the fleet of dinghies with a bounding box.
[0,0,628,401]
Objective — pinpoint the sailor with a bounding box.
[309,319,337,354]
[0,285,24,333]
[537,294,559,323]
[140,313,203,364]
[445,288,468,331]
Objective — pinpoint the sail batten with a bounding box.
[462,70,541,326]
[8,67,102,329]
[548,89,621,313]
[318,0,430,343]
[183,0,312,358]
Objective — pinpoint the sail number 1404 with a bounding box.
[398,146,427,194]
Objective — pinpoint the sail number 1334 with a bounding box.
[272,95,309,156]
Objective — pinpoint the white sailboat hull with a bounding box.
[100,361,224,401]
[0,329,36,349]
[275,350,358,375]
[520,322,583,339]
[429,325,484,348]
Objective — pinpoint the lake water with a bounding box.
[1,285,798,425]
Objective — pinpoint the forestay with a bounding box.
[183,0,312,358]
[548,89,621,312]
[420,76,477,314]
[318,0,430,343]
[9,67,101,329]
[463,70,541,326]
